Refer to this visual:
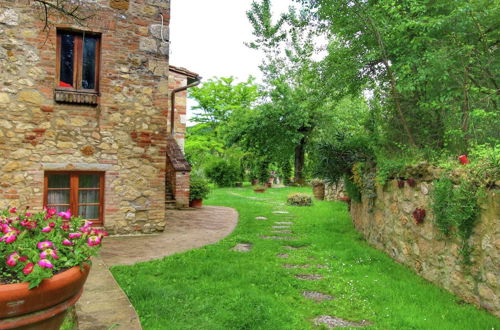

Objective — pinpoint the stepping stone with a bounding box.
[272,225,290,229]
[273,211,289,214]
[255,216,268,220]
[271,230,293,234]
[313,315,370,328]
[231,243,252,252]
[283,245,306,250]
[302,291,334,302]
[283,264,311,269]
[260,235,293,240]
[277,254,289,259]
[275,222,293,225]
[316,264,328,269]
[295,274,323,280]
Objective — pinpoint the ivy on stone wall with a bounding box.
[432,177,481,265]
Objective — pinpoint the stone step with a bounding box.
[165,200,177,209]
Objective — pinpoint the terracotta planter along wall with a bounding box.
[350,181,499,317]
[0,264,90,329]
[312,184,325,200]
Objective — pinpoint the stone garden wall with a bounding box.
[350,180,499,316]
[0,0,172,233]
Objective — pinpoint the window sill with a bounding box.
[54,89,99,105]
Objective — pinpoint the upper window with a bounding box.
[56,30,101,102]
[44,172,105,225]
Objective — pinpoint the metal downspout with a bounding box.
[170,76,202,136]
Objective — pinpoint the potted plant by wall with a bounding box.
[310,178,326,200]
[253,184,266,193]
[0,207,106,330]
[189,178,210,208]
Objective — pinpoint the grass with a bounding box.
[111,185,500,329]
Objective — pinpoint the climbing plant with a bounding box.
[432,177,481,264]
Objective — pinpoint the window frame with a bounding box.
[55,29,101,94]
[44,171,105,226]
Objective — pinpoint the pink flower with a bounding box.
[62,239,73,246]
[60,224,70,231]
[69,232,82,239]
[40,249,59,259]
[19,256,28,262]
[6,252,20,267]
[25,212,32,217]
[37,241,54,249]
[23,263,34,275]
[1,231,17,244]
[41,226,52,233]
[46,208,57,216]
[9,207,17,214]
[79,221,93,233]
[87,235,101,247]
[57,210,71,220]
[38,259,53,269]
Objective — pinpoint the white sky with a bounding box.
[169,0,294,123]
[170,0,293,82]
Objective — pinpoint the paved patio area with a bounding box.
[76,206,239,330]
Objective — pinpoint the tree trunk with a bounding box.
[364,14,416,148]
[294,137,306,185]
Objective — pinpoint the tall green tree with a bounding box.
[240,0,333,183]
[300,0,499,154]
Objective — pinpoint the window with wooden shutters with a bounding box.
[44,172,104,225]
[55,30,101,104]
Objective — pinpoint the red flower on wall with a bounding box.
[412,208,426,224]
[458,155,469,165]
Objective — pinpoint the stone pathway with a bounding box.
[76,206,238,329]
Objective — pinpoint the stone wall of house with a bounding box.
[0,0,173,234]
[350,180,499,316]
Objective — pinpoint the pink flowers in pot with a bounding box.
[1,207,107,288]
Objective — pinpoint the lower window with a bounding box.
[44,172,104,225]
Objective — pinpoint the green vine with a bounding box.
[432,177,481,265]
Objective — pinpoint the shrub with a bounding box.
[287,193,313,206]
[253,184,266,192]
[189,178,210,201]
[205,159,240,187]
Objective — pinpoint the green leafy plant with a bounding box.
[205,159,241,187]
[189,178,210,201]
[432,178,480,264]
[344,175,361,203]
[287,193,313,206]
[252,184,266,192]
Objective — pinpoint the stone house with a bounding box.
[0,0,197,233]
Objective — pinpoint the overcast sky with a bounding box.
[170,0,293,83]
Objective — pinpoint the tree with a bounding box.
[189,76,259,133]
[300,0,499,155]
[243,0,330,183]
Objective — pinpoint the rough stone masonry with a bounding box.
[0,0,186,234]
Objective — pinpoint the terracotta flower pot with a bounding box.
[251,179,259,185]
[0,263,90,330]
[190,199,203,208]
[253,188,266,193]
[312,184,325,200]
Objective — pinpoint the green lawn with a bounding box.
[111,186,500,329]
